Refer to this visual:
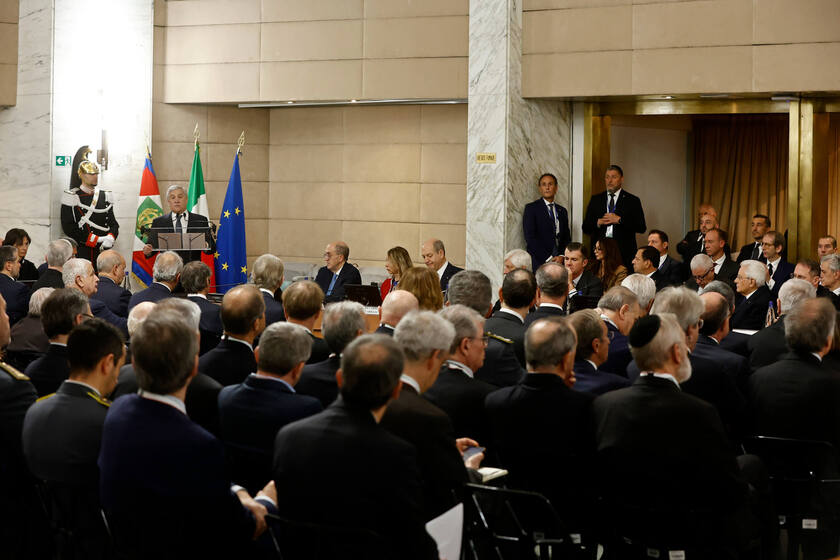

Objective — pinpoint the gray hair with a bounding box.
[740,260,767,287]
[821,254,840,273]
[252,254,284,291]
[438,304,483,353]
[45,239,73,267]
[620,274,656,310]
[132,308,199,394]
[650,286,704,332]
[165,184,186,198]
[446,270,492,315]
[394,310,455,362]
[322,301,365,354]
[524,317,576,369]
[504,249,532,270]
[96,250,123,274]
[784,297,836,353]
[153,251,184,282]
[690,253,714,271]
[631,312,685,371]
[598,286,639,312]
[157,297,201,331]
[778,279,816,314]
[62,258,93,288]
[28,287,54,316]
[127,301,156,337]
[535,262,569,298]
[700,280,736,311]
[258,322,312,375]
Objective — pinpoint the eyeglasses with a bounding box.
[693,267,714,281]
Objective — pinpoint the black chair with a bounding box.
[35,480,111,560]
[224,441,272,495]
[4,349,44,372]
[265,513,385,560]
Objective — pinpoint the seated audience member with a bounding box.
[565,242,603,298]
[92,250,131,318]
[731,260,773,330]
[620,274,656,315]
[399,266,445,311]
[282,280,329,363]
[127,251,182,312]
[485,316,597,536]
[182,261,223,354]
[524,262,569,326]
[199,285,265,387]
[99,307,274,558]
[25,289,90,396]
[569,309,629,395]
[0,245,30,325]
[700,280,750,357]
[648,229,683,285]
[296,301,365,408]
[31,239,73,291]
[704,228,738,287]
[219,322,322,493]
[631,245,669,292]
[376,289,419,335]
[315,241,362,303]
[424,305,495,444]
[597,286,641,376]
[446,270,523,387]
[273,335,439,560]
[794,258,838,306]
[491,248,532,314]
[684,253,716,292]
[111,302,155,398]
[677,204,717,262]
[762,230,793,299]
[589,238,628,291]
[820,254,840,303]
[63,258,127,336]
[818,235,837,258]
[381,311,480,521]
[421,238,463,292]
[484,268,537,367]
[6,287,53,368]
[593,314,755,553]
[748,279,815,372]
[3,228,38,282]
[252,254,285,326]
[736,214,771,264]
[380,246,413,300]
[695,291,748,388]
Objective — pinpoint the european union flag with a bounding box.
[214,153,247,293]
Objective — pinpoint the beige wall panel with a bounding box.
[205,181,269,219]
[633,0,752,49]
[523,6,631,54]
[269,145,344,182]
[245,219,269,256]
[421,143,467,184]
[754,43,840,92]
[260,60,362,101]
[262,0,363,23]
[0,64,15,106]
[342,182,420,222]
[268,183,343,220]
[268,219,343,258]
[153,64,164,101]
[525,0,686,8]
[363,58,467,99]
[0,1,19,23]
[166,0,261,26]
[207,106,270,144]
[154,0,166,26]
[755,0,840,44]
[365,0,468,18]
[0,23,17,65]
[420,184,467,225]
[342,221,420,262]
[365,16,468,59]
[206,143,269,182]
[165,24,260,65]
[151,142,197,183]
[632,46,751,94]
[163,63,260,103]
[421,105,468,144]
[344,105,421,145]
[419,224,465,266]
[343,144,421,183]
[261,20,363,62]
[522,51,632,97]
[154,26,165,66]
[270,107,344,145]
[152,103,207,143]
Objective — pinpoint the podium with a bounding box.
[149,229,211,252]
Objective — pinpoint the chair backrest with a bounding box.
[265,513,385,560]
[223,441,272,495]
[37,480,111,560]
[742,436,840,481]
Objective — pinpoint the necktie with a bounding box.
[768,263,774,278]
[326,273,338,296]
[608,193,616,213]
[175,213,183,233]
[751,242,760,260]
[548,204,559,235]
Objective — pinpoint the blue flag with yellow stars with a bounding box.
[214,153,247,293]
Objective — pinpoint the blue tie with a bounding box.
[608,193,616,213]
[326,273,338,296]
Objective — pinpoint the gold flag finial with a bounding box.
[237,131,245,154]
[193,123,200,146]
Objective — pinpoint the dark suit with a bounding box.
[748,318,786,372]
[730,286,772,331]
[523,304,565,328]
[484,310,527,368]
[677,229,706,263]
[198,337,256,387]
[716,258,740,286]
[438,262,463,292]
[7,315,49,355]
[817,285,840,311]
[89,297,128,337]
[295,355,341,409]
[649,269,670,292]
[18,258,39,283]
[127,281,172,312]
[694,334,749,394]
[736,241,766,264]
[374,324,395,336]
[0,273,30,325]
[306,331,330,363]
[657,254,684,285]
[187,295,223,355]
[218,375,322,493]
[380,383,468,521]
[570,269,603,298]
[582,189,646,269]
[146,211,216,264]
[314,264,363,303]
[25,343,69,397]
[424,361,495,442]
[601,320,631,377]
[91,276,131,318]
[31,268,65,291]
[572,359,630,396]
[766,259,794,299]
[261,289,285,326]
[474,337,524,388]
[523,198,571,271]
[273,399,438,559]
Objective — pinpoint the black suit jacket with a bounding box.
[730,285,772,330]
[31,268,65,292]
[767,259,794,299]
[295,355,341,409]
[601,320,632,378]
[677,229,705,262]
[571,269,603,298]
[582,189,646,268]
[89,296,128,337]
[198,337,256,387]
[523,304,565,328]
[484,310,527,367]
[261,290,285,326]
[273,399,438,559]
[649,269,670,292]
[306,332,330,363]
[187,295,223,355]
[0,363,37,489]
[694,334,750,394]
[146,212,216,264]
[717,258,740,286]
[572,359,630,396]
[7,315,49,355]
[736,241,766,264]
[439,262,463,292]
[127,282,173,312]
[374,324,395,336]
[747,318,787,372]
[91,276,131,318]
[523,198,571,271]
[424,361,495,443]
[474,337,525,388]
[314,264,363,303]
[0,273,30,325]
[25,344,69,397]
[658,254,685,285]
[380,384,468,521]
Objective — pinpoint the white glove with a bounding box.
[100,234,115,249]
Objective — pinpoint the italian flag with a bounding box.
[188,143,217,291]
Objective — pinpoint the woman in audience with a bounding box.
[4,228,38,282]
[380,246,413,300]
[398,266,444,311]
[589,237,627,290]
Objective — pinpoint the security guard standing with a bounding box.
[61,146,119,266]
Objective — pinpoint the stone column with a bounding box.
[466,0,572,289]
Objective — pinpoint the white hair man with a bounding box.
[747,278,816,372]
[127,251,183,313]
[621,273,656,315]
[31,239,74,292]
[731,259,773,331]
[63,258,127,336]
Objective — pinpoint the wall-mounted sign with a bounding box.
[55,155,71,166]
[476,152,496,164]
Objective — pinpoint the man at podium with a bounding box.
[143,185,216,264]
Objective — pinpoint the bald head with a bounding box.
[127,301,156,337]
[96,250,125,280]
[380,290,419,328]
[221,284,266,338]
[524,317,577,382]
[421,238,447,272]
[699,291,729,340]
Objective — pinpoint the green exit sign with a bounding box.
[55,155,71,166]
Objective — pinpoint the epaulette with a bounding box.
[485,331,514,344]
[36,393,55,402]
[87,391,111,408]
[0,361,29,381]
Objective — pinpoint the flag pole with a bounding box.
[236,130,245,155]
[194,123,200,149]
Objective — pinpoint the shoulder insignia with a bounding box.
[0,361,29,381]
[36,393,55,402]
[87,391,111,408]
[485,331,514,344]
